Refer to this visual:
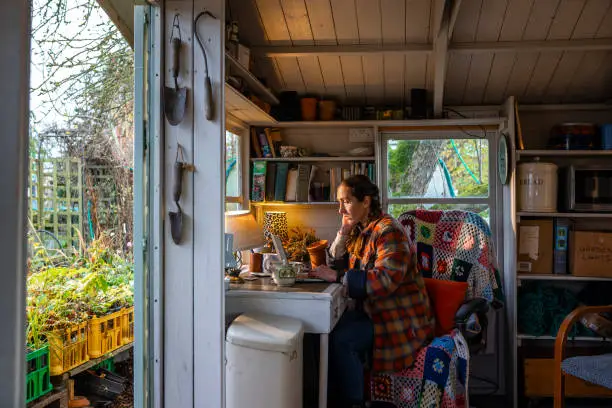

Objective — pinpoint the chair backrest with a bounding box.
[398,209,503,307]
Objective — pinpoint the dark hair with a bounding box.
[340,175,382,218]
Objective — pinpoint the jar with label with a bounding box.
[517,159,558,212]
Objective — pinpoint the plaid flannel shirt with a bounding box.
[345,214,435,373]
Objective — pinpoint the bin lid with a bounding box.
[226,312,303,354]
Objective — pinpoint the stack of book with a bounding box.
[250,127,281,158]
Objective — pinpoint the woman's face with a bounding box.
[337,185,370,224]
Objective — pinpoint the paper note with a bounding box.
[519,226,539,261]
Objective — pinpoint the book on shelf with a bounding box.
[250,128,262,158]
[264,162,277,202]
[274,162,289,201]
[285,168,298,202]
[251,161,266,201]
[296,164,311,203]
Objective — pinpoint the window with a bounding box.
[382,131,496,225]
[225,129,243,211]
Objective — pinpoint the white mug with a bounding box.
[262,253,280,274]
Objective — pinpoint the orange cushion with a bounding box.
[423,278,468,336]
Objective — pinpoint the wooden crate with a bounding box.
[524,358,612,398]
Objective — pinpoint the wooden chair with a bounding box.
[554,305,612,408]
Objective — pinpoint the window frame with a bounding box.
[380,129,501,233]
[225,119,248,209]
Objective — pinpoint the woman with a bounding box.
[310,175,435,408]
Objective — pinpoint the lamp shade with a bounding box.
[263,211,288,242]
[225,210,265,251]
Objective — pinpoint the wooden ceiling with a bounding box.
[227,0,612,107]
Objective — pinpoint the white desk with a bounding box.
[226,278,347,408]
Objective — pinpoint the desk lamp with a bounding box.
[224,210,265,275]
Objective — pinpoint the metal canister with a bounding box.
[518,161,558,212]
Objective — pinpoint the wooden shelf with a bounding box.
[225,83,277,125]
[28,388,68,408]
[250,117,506,128]
[61,342,133,378]
[251,201,337,207]
[518,274,612,282]
[517,211,612,218]
[225,52,279,105]
[249,156,375,162]
[517,334,610,342]
[517,149,612,157]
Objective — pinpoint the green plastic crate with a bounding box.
[93,357,115,373]
[26,345,53,403]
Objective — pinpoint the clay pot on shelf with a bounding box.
[300,97,318,121]
[307,240,328,269]
[319,100,336,121]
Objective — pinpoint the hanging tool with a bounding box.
[164,14,187,126]
[169,145,195,245]
[194,10,218,121]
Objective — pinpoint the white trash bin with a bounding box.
[226,312,304,408]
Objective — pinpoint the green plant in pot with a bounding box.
[283,226,319,264]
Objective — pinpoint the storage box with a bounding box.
[571,230,612,278]
[26,345,53,403]
[517,219,553,274]
[524,358,612,397]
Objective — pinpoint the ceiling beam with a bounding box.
[250,43,433,57]
[433,0,461,117]
[250,38,612,58]
[451,38,612,53]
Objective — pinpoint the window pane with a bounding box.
[387,139,489,199]
[387,203,490,225]
[225,131,241,198]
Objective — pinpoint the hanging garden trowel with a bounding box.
[164,36,187,126]
[169,161,185,244]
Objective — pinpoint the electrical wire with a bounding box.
[443,107,489,139]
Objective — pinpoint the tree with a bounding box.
[30,0,133,164]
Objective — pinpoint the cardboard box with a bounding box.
[571,230,612,278]
[517,219,553,274]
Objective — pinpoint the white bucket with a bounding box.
[518,162,558,212]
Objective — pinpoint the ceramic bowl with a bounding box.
[269,262,297,287]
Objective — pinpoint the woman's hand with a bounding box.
[339,214,358,236]
[309,265,338,282]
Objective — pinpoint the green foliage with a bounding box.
[387,138,489,198]
[26,234,134,349]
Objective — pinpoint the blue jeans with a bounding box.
[330,309,374,405]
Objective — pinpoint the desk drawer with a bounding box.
[226,296,333,333]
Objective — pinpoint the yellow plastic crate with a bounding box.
[49,322,89,376]
[87,309,123,359]
[121,307,134,345]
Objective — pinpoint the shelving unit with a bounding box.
[250,117,506,128]
[250,156,375,162]
[517,211,612,218]
[225,83,277,125]
[517,274,612,282]
[517,334,610,342]
[225,52,279,105]
[517,149,612,158]
[251,201,337,207]
[509,104,612,407]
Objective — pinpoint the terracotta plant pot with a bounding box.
[300,97,318,121]
[307,239,328,269]
[319,100,336,121]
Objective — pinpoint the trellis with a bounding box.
[28,158,83,248]
[28,158,125,249]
